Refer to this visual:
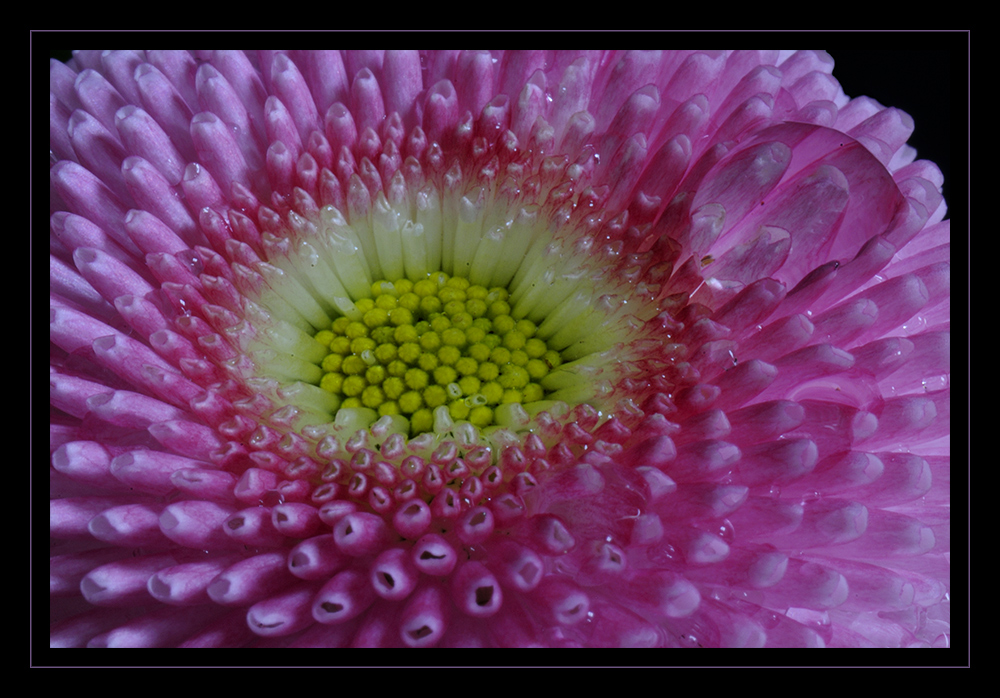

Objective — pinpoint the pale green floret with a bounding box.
[398,342,422,364]
[481,381,503,403]
[313,271,570,435]
[342,375,366,397]
[387,360,408,377]
[443,300,466,317]
[419,295,442,315]
[397,293,420,313]
[467,284,488,300]
[455,357,478,376]
[330,336,351,355]
[410,408,433,434]
[341,355,367,375]
[523,383,544,402]
[438,345,461,366]
[451,311,473,329]
[498,364,529,389]
[477,362,500,381]
[417,352,439,371]
[374,343,398,364]
[320,372,344,393]
[350,337,376,355]
[363,308,389,328]
[437,288,461,304]
[449,400,471,420]
[420,331,441,352]
[492,314,516,335]
[375,294,398,310]
[361,385,385,408]
[424,384,448,408]
[413,279,437,297]
[371,280,395,298]
[321,354,343,372]
[466,298,487,318]
[399,390,424,413]
[487,287,508,302]
[488,300,510,318]
[468,342,491,362]
[465,392,488,406]
[389,307,413,326]
[382,376,405,400]
[502,330,526,351]
[371,326,395,344]
[466,326,486,344]
[490,347,511,365]
[458,375,481,395]
[469,405,493,427]
[526,358,548,380]
[314,330,334,347]
[345,321,369,339]
[405,368,429,390]
[502,388,523,404]
[441,327,466,348]
[378,401,400,416]
[515,318,537,336]
[365,365,386,385]
[433,365,458,385]
[394,324,419,344]
[525,337,547,358]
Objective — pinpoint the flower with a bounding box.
[49,50,950,648]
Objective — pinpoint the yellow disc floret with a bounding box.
[423,384,448,408]
[313,271,566,435]
[361,385,385,408]
[321,353,343,373]
[363,308,389,328]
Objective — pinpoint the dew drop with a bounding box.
[260,490,284,507]
[717,519,735,544]
[922,375,949,391]
[177,250,204,275]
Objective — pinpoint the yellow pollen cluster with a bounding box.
[314,272,562,435]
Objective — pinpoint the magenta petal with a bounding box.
[49,49,950,649]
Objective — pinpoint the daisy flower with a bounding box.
[49,50,950,648]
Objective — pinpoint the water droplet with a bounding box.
[177,250,204,275]
[260,489,284,507]
[717,519,735,543]
[922,374,949,391]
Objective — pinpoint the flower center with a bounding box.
[313,271,564,436]
[232,131,691,498]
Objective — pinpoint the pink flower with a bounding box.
[49,50,949,648]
